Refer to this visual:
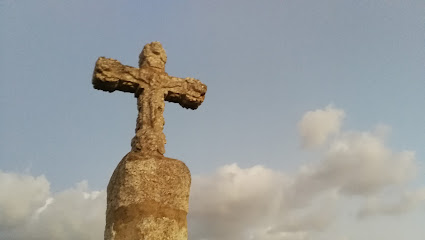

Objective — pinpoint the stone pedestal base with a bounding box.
[104,152,191,240]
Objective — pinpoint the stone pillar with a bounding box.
[104,152,191,240]
[92,42,206,240]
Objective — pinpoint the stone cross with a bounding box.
[93,41,207,156]
[92,42,207,240]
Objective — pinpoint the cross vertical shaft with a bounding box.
[131,90,167,156]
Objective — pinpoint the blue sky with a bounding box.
[1,1,424,239]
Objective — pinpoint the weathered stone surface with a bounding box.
[93,42,207,156]
[92,42,207,240]
[104,153,190,240]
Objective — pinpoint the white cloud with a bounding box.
[188,163,339,240]
[188,105,420,239]
[0,171,105,240]
[0,171,50,229]
[292,130,416,200]
[298,105,345,148]
[250,229,311,240]
[358,188,425,219]
[188,164,286,240]
[0,106,423,240]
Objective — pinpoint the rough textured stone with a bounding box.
[92,42,207,240]
[93,42,207,156]
[104,153,190,240]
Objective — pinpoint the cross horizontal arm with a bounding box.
[92,57,146,94]
[164,77,207,110]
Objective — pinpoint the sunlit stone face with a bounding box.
[138,41,167,70]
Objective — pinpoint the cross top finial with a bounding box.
[138,41,167,70]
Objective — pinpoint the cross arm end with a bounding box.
[165,77,207,110]
[92,57,141,94]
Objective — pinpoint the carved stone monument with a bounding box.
[92,42,207,240]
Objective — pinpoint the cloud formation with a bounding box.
[0,171,105,240]
[0,171,50,230]
[188,105,420,239]
[358,188,425,219]
[298,105,345,148]
[0,106,423,240]
[293,130,416,199]
[189,164,286,240]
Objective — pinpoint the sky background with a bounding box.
[1,1,424,239]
